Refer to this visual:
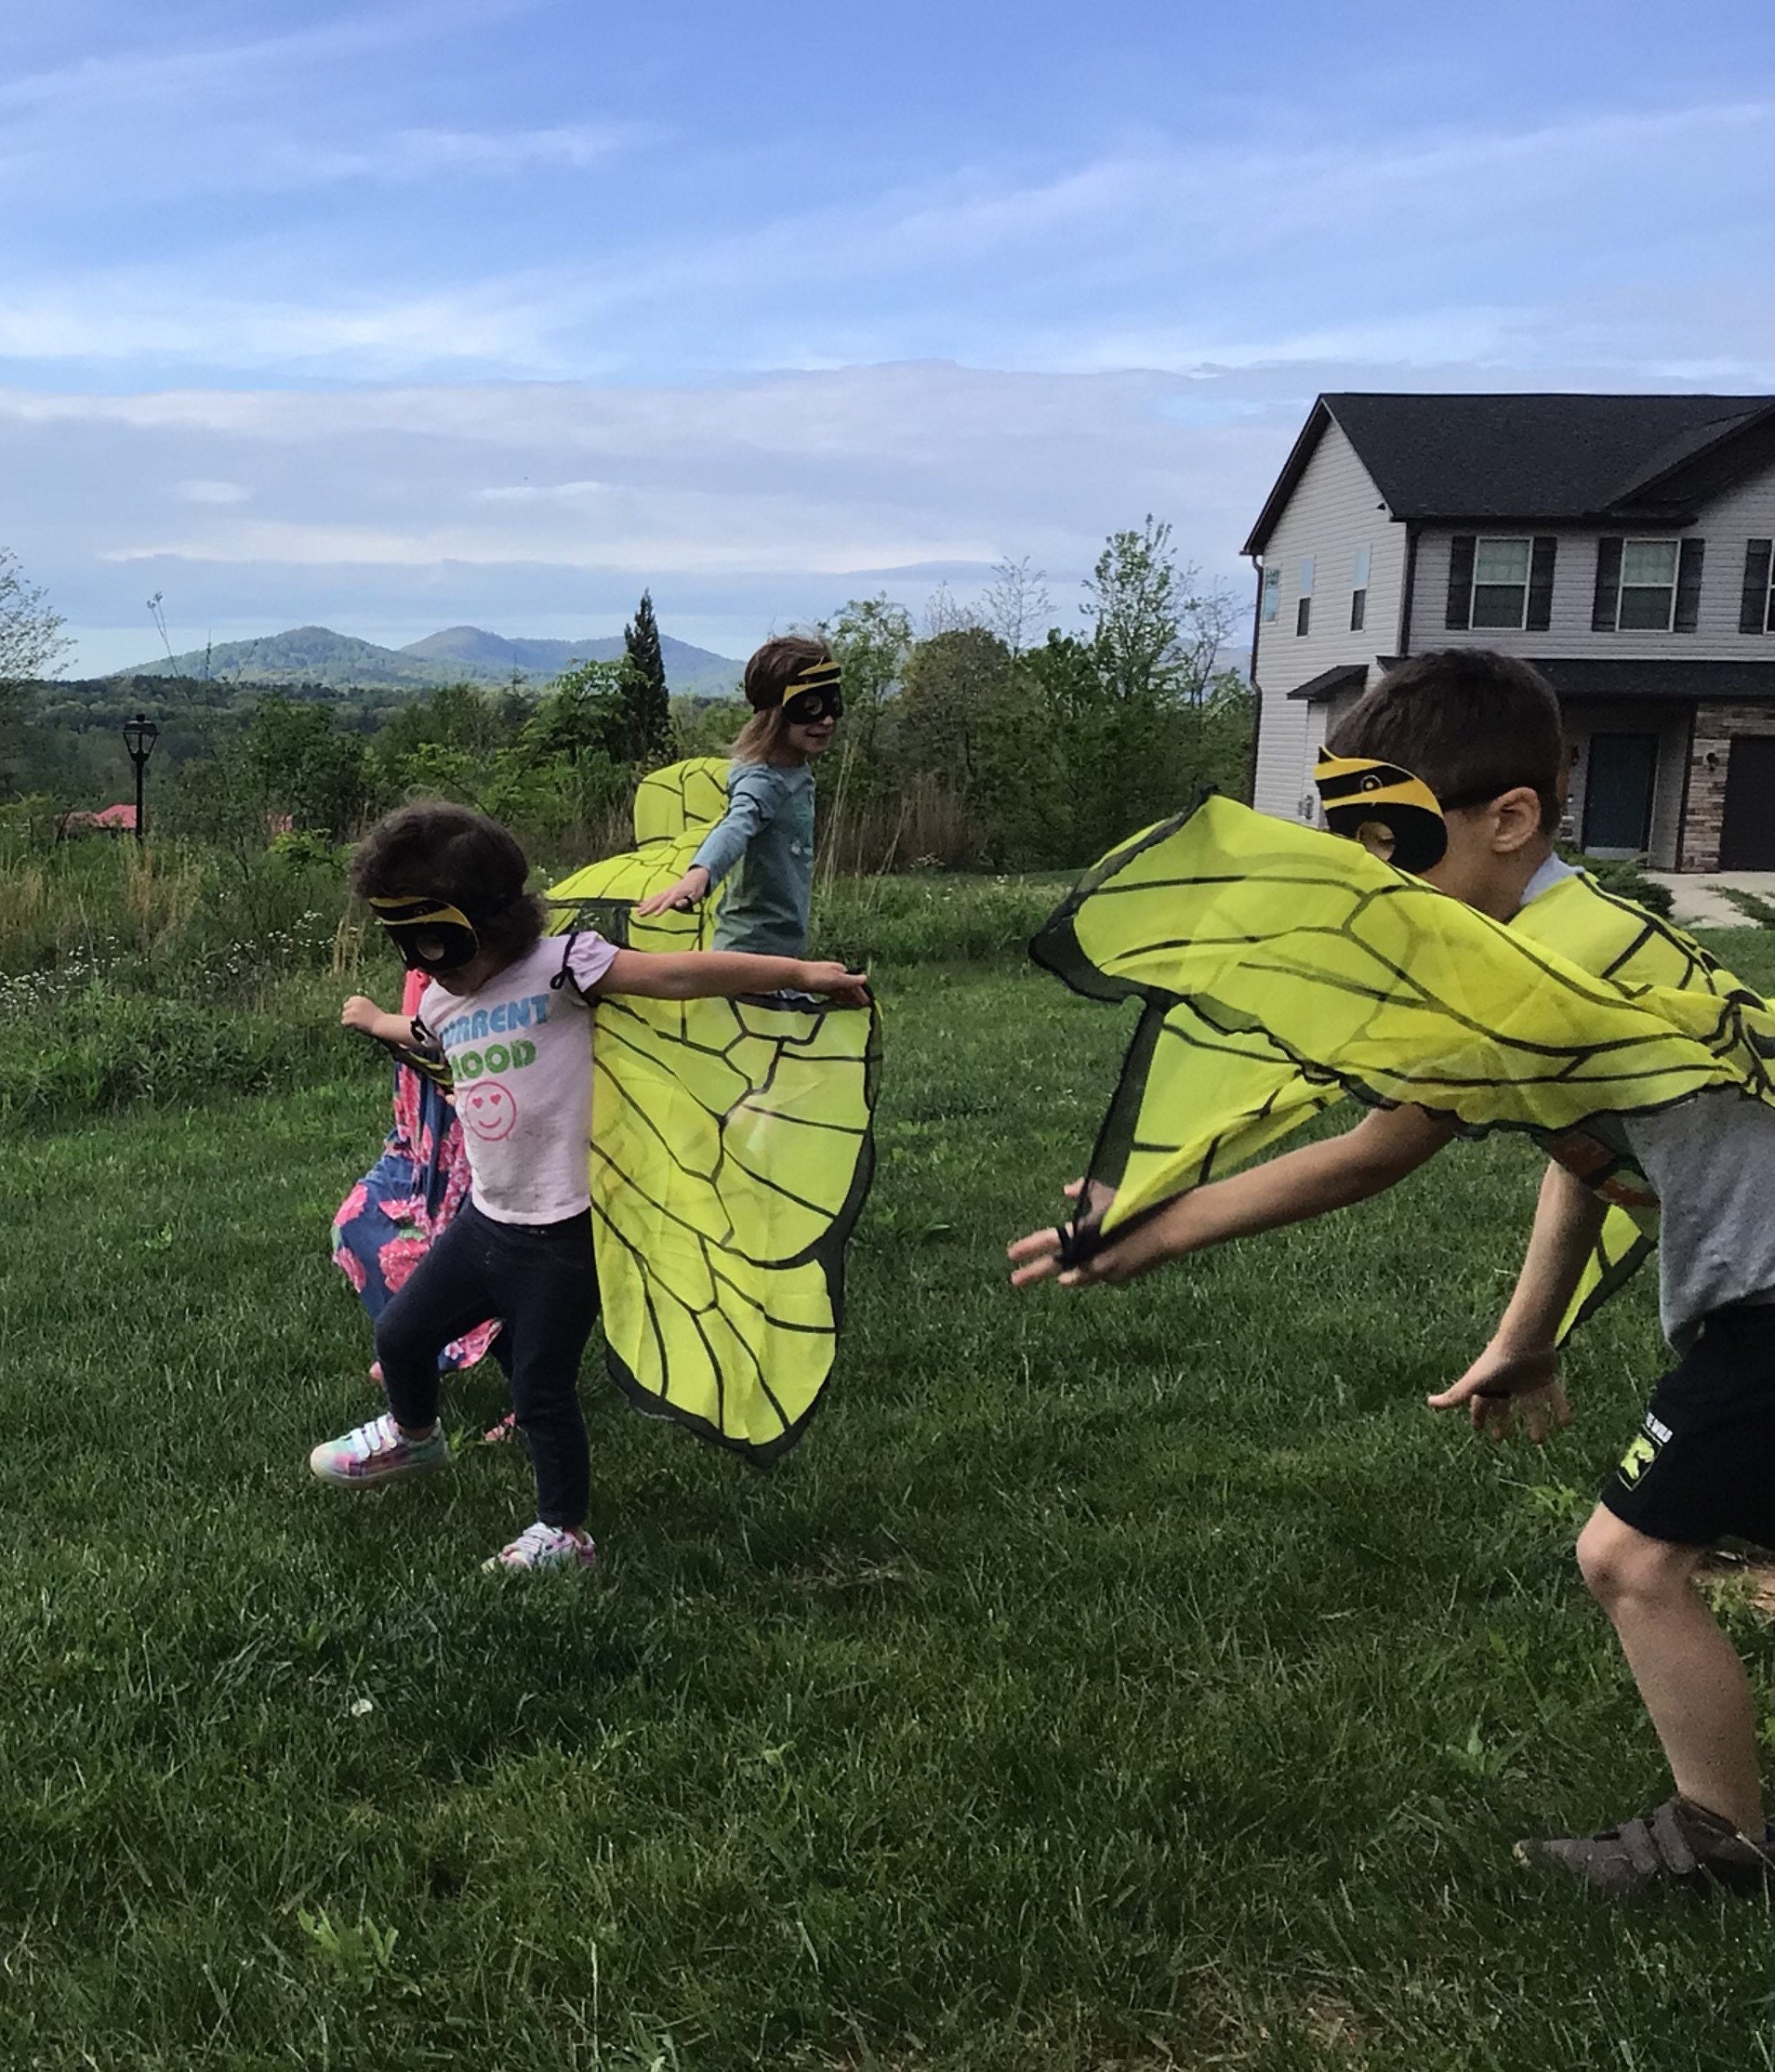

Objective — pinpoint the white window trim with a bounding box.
[1261,565,1281,623]
[1616,537,1679,633]
[1470,534,1531,632]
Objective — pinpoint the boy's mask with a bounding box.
[1313,750,1449,873]
[368,894,481,973]
[779,659,843,726]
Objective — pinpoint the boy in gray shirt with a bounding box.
[1012,650,1775,1896]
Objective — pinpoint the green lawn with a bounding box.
[2,936,1773,2071]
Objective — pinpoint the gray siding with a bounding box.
[1408,458,1775,657]
[1252,421,1406,821]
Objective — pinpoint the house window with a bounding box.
[1296,557,1313,637]
[1471,537,1531,628]
[1616,539,1679,630]
[1741,539,1774,634]
[1350,545,1371,632]
[1261,566,1280,623]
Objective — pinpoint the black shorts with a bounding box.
[1601,1303,1775,1551]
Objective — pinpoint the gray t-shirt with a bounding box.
[690,759,815,958]
[1516,851,1775,1347]
[1621,1092,1775,1348]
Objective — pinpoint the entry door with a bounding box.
[1583,732,1659,855]
[1718,736,1775,869]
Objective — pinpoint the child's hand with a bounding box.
[797,960,870,1008]
[1007,1184,1168,1289]
[1428,1344,1571,1445]
[636,865,710,917]
[340,995,385,1035]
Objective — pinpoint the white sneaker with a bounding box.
[309,1413,448,1486]
[483,1522,598,1573]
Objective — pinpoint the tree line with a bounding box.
[3,523,1253,874]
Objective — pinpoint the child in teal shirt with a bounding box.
[636,637,841,956]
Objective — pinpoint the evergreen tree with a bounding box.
[622,590,672,763]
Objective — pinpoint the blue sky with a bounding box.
[4,0,1773,671]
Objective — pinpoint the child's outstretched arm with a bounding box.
[597,947,868,1009]
[341,994,418,1047]
[635,773,776,916]
[1008,1102,1457,1288]
[1427,1159,1605,1444]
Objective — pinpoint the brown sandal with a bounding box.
[1516,1795,1775,1897]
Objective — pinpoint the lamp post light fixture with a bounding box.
[121,711,160,844]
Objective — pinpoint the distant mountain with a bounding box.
[400,627,740,696]
[117,624,743,697]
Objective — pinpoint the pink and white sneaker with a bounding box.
[309,1413,448,1486]
[482,1522,598,1574]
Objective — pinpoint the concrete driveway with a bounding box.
[1644,871,1775,928]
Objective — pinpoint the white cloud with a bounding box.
[172,480,250,505]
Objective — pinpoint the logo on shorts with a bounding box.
[1617,1411,1671,1487]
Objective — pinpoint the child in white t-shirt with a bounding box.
[314,801,868,1573]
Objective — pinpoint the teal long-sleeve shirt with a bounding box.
[690,759,815,957]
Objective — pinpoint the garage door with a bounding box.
[1718,736,1775,869]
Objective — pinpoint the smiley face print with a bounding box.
[461,1080,519,1142]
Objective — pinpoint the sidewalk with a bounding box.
[1643,870,1775,929]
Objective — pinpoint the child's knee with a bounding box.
[1576,1506,1700,1611]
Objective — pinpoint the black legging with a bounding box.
[377,1200,601,1528]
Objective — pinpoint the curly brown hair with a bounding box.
[351,801,543,963]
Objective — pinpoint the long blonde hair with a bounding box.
[731,634,833,765]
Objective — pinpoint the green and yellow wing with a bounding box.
[547,756,731,952]
[1034,797,1775,1247]
[1036,804,1770,1337]
[586,984,879,1460]
[1510,872,1760,1337]
[548,758,880,1462]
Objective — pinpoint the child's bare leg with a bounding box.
[1576,1505,1765,1834]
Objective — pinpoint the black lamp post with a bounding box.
[121,712,159,845]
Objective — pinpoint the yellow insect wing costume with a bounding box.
[1506,871,1759,1335]
[548,758,879,1461]
[547,756,731,952]
[1034,798,1775,1302]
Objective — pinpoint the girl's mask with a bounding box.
[779,658,843,726]
[1313,750,1449,874]
[368,893,481,973]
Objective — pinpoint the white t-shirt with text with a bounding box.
[418,932,619,1225]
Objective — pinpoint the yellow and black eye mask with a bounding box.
[779,658,843,725]
[368,894,481,973]
[1313,750,1448,874]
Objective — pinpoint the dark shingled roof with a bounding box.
[1532,658,1775,704]
[1244,392,1775,554]
[1285,663,1371,703]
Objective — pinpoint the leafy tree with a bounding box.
[528,659,632,766]
[822,596,912,769]
[243,695,368,839]
[896,626,1013,792]
[1083,516,1237,707]
[1,550,71,796]
[621,590,672,763]
[980,554,1053,657]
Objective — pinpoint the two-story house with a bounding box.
[1246,393,1775,870]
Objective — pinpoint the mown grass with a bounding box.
[1,932,1772,2070]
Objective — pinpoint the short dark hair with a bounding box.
[351,802,543,963]
[1327,649,1565,834]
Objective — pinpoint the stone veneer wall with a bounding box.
[1680,703,1775,870]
